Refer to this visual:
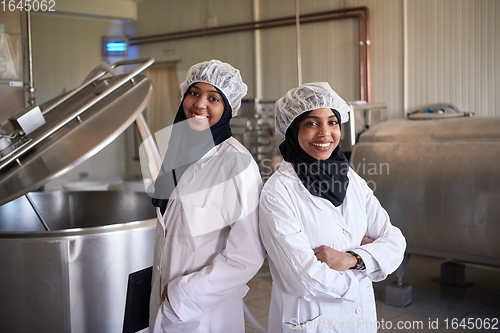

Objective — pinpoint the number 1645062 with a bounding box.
[1,0,56,12]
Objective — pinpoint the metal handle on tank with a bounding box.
[135,113,161,181]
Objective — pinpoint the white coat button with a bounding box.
[355,307,362,314]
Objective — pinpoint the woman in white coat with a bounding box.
[259,82,406,333]
[149,60,265,332]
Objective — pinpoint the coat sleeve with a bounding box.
[167,158,265,322]
[259,186,360,302]
[351,176,406,282]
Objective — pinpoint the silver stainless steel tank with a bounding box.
[350,116,500,267]
[0,58,157,332]
[0,190,156,332]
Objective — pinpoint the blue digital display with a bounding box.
[103,36,129,56]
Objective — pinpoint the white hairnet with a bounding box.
[274,82,350,138]
[180,59,248,117]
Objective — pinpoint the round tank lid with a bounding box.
[0,73,153,206]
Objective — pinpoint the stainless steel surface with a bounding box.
[0,49,156,331]
[0,71,153,206]
[41,58,154,117]
[350,117,500,267]
[340,102,387,153]
[24,192,50,231]
[0,191,156,332]
[0,58,154,170]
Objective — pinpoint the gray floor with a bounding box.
[244,255,500,332]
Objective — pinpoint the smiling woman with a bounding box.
[149,59,265,333]
[182,82,225,131]
[297,108,341,160]
[259,82,406,333]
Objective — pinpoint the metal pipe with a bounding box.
[396,253,411,286]
[25,10,36,107]
[134,113,161,181]
[364,7,372,102]
[129,7,371,101]
[357,14,366,101]
[403,0,409,116]
[130,8,369,45]
[253,0,262,102]
[348,105,356,147]
[294,0,302,86]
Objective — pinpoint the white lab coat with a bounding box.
[259,161,406,333]
[150,137,265,333]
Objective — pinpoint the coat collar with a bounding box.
[277,161,350,231]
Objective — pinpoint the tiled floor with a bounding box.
[244,255,500,332]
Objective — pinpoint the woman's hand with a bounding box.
[160,284,169,302]
[361,236,375,245]
[314,245,357,271]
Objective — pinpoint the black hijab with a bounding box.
[279,109,350,207]
[152,84,233,214]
